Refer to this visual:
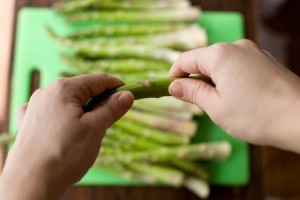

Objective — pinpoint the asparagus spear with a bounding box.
[133,99,193,121]
[133,97,203,115]
[60,71,168,84]
[91,25,206,51]
[48,27,181,63]
[124,110,197,137]
[97,156,210,195]
[66,8,201,23]
[104,128,209,180]
[169,159,209,180]
[115,119,190,145]
[184,176,210,199]
[70,43,180,63]
[94,160,157,184]
[65,24,189,38]
[55,0,191,14]
[125,162,184,187]
[83,76,211,112]
[61,54,171,73]
[0,133,15,145]
[102,141,231,163]
[49,25,206,51]
[106,128,164,150]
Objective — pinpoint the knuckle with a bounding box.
[52,78,69,90]
[31,88,44,99]
[235,39,257,48]
[190,82,209,105]
[175,52,188,65]
[50,79,75,97]
[85,116,100,130]
[94,73,108,79]
[211,42,233,56]
[101,102,118,126]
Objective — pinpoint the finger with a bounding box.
[16,104,28,128]
[169,78,219,114]
[82,91,134,131]
[168,47,214,78]
[60,74,124,106]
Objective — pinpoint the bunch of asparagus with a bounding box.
[46,0,231,198]
[49,0,207,71]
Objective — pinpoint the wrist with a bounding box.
[270,96,300,153]
[0,143,67,200]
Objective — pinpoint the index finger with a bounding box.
[168,47,213,78]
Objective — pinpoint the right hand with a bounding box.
[168,39,300,153]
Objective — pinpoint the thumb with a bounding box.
[169,78,218,112]
[82,91,134,131]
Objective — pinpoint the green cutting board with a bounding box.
[10,8,249,186]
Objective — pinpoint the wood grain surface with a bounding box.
[0,0,16,170]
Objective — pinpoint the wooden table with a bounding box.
[0,0,278,199]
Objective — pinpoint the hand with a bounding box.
[0,74,134,200]
[168,39,300,153]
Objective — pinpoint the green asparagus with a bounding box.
[124,110,197,137]
[64,24,189,38]
[100,141,231,163]
[125,162,184,187]
[55,0,191,14]
[49,25,206,51]
[83,76,211,111]
[66,8,201,23]
[61,54,171,73]
[115,119,190,145]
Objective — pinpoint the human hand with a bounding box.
[0,74,134,200]
[168,39,300,153]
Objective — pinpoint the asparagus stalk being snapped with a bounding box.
[66,8,201,23]
[83,76,211,111]
[64,24,189,38]
[61,54,171,73]
[124,110,197,137]
[55,0,191,14]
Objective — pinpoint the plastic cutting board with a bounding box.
[10,8,249,185]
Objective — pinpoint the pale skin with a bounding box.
[1,39,300,199]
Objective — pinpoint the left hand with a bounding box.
[0,74,134,200]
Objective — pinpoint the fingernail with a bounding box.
[118,91,134,109]
[169,82,184,98]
